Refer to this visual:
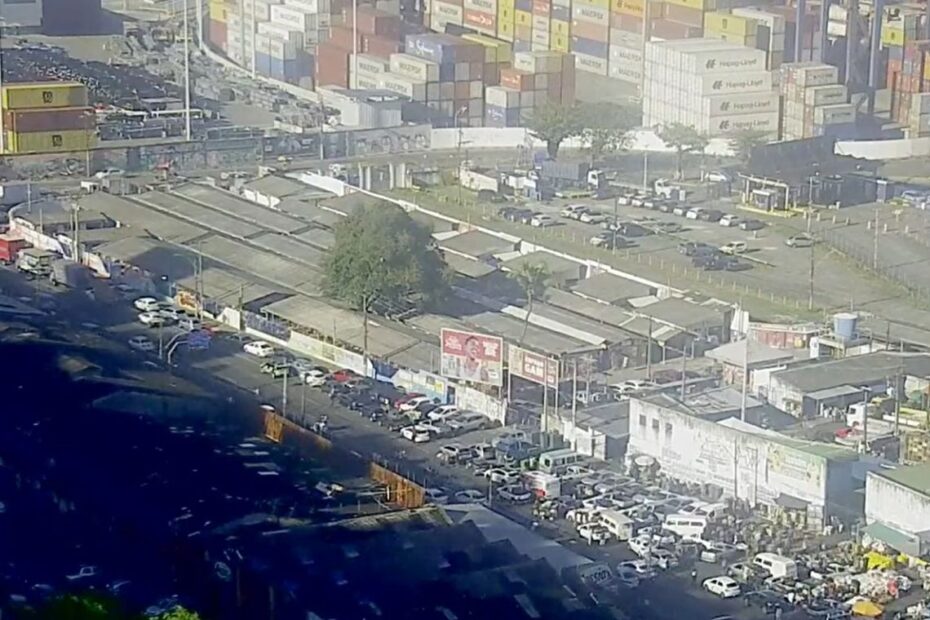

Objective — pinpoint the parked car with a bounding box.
[719,214,742,227]
[497,484,533,502]
[424,488,449,504]
[447,412,493,434]
[138,311,167,327]
[739,219,766,231]
[133,296,161,312]
[436,444,475,464]
[703,576,741,598]
[427,405,460,422]
[243,341,275,357]
[260,362,293,378]
[177,316,201,332]
[293,361,328,386]
[504,208,534,223]
[399,396,434,412]
[685,207,705,220]
[329,368,359,383]
[678,242,715,256]
[590,231,632,249]
[483,468,521,484]
[400,425,432,443]
[454,489,485,502]
[699,209,724,222]
[618,560,657,579]
[531,214,556,227]
[128,336,155,352]
[560,204,589,219]
[579,211,606,224]
[654,221,683,233]
[786,233,815,248]
[720,241,748,255]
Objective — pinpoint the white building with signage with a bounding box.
[627,393,859,527]
[864,464,930,557]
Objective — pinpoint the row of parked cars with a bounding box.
[617,192,767,232]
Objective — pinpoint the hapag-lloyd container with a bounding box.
[693,71,773,95]
[701,91,779,116]
[706,111,778,135]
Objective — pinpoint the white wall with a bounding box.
[865,472,930,535]
[835,138,930,161]
[628,398,828,514]
[1,0,42,27]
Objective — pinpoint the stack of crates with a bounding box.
[484,50,574,126]
[780,62,855,140]
[2,82,96,155]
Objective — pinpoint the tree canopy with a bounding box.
[323,203,448,312]
[20,594,201,620]
[727,128,769,163]
[580,102,640,164]
[657,123,709,180]
[526,102,585,159]
[509,262,550,345]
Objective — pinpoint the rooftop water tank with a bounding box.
[833,312,858,341]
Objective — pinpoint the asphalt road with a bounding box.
[0,265,792,620]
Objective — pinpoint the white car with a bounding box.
[243,341,276,357]
[138,311,167,327]
[65,565,98,582]
[530,214,555,227]
[427,405,459,422]
[560,204,588,219]
[302,368,328,386]
[483,468,520,485]
[158,307,181,322]
[720,241,748,255]
[629,535,654,558]
[685,207,705,220]
[719,214,742,227]
[133,296,161,312]
[577,522,612,545]
[705,171,731,183]
[177,316,202,332]
[703,576,741,598]
[398,396,433,412]
[454,489,485,502]
[786,233,815,248]
[94,167,124,179]
[618,560,657,579]
[424,488,449,504]
[400,425,432,443]
[128,336,155,352]
[579,211,606,224]
[497,484,533,502]
[436,444,473,464]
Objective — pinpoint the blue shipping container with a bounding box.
[551,5,570,20]
[516,0,532,10]
[572,36,608,59]
[404,33,464,65]
[513,39,532,53]
[438,63,455,81]
[255,51,272,76]
[269,57,286,80]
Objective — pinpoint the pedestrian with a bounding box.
[774,606,782,620]
[690,569,697,584]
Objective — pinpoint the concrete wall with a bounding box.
[1,0,42,27]
[628,398,828,520]
[865,472,930,534]
[835,138,930,161]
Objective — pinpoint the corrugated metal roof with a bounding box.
[571,272,655,304]
[439,230,516,259]
[134,191,262,239]
[192,235,321,296]
[175,267,276,305]
[243,175,308,198]
[295,227,335,250]
[173,183,308,234]
[78,192,206,244]
[874,463,930,496]
[501,251,583,281]
[445,253,497,279]
[250,232,327,268]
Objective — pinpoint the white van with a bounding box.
[598,509,634,541]
[752,553,798,580]
[663,514,708,541]
[538,448,586,475]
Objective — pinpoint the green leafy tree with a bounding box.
[323,203,448,352]
[727,128,769,163]
[509,262,550,345]
[580,102,640,164]
[22,594,202,620]
[657,122,709,180]
[526,102,585,159]
[156,609,202,620]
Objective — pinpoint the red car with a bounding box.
[329,369,359,383]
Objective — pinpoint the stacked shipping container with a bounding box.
[484,50,575,125]
[889,39,930,136]
[704,8,785,70]
[1,82,96,155]
[318,6,403,87]
[780,62,855,139]
[643,39,778,137]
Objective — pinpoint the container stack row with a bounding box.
[484,50,575,126]
[1,82,96,155]
[703,7,785,70]
[317,7,404,87]
[780,62,855,140]
[889,39,930,136]
[643,38,778,137]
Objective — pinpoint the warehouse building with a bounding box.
[864,464,930,557]
[628,392,860,527]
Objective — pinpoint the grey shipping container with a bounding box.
[541,160,590,181]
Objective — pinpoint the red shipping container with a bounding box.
[500,68,534,90]
[483,62,502,85]
[612,13,642,32]
[5,107,95,133]
[345,7,401,38]
[328,26,360,51]
[464,9,496,31]
[362,34,402,57]
[316,42,350,87]
[0,235,27,264]
[209,19,227,49]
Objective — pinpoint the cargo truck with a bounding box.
[15,248,54,279]
[49,259,90,288]
[0,234,28,264]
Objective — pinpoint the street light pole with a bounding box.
[183,0,192,142]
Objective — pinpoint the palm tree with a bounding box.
[509,262,550,345]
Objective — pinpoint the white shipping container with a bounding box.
[256,33,300,58]
[915,114,930,132]
[379,74,428,100]
[692,71,773,95]
[704,111,779,136]
[572,3,609,25]
[464,0,497,12]
[513,51,564,73]
[532,28,551,46]
[609,44,642,63]
[788,62,839,87]
[575,52,608,76]
[681,47,769,74]
[431,1,464,25]
[608,61,642,83]
[354,74,381,89]
[271,4,311,31]
[804,84,847,106]
[731,7,786,34]
[390,53,440,81]
[486,85,519,108]
[702,91,779,116]
[813,103,855,125]
[257,21,305,46]
[353,54,390,75]
[284,0,330,13]
[469,80,483,98]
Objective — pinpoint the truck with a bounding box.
[49,259,90,288]
[0,234,28,264]
[15,248,54,279]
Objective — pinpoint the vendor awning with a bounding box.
[851,599,883,618]
[862,521,923,557]
[775,493,809,511]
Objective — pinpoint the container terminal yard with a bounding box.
[6,0,930,620]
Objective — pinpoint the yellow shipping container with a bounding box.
[551,32,569,51]
[498,5,514,25]
[619,0,644,16]
[498,20,515,40]
[498,0,515,11]
[6,129,96,155]
[515,9,532,26]
[2,82,88,111]
[704,11,756,36]
[924,51,930,80]
[882,22,905,47]
[709,31,756,46]
[664,0,714,12]
[574,0,610,9]
[610,0,623,12]
[462,32,513,62]
[209,0,227,21]
[551,18,569,36]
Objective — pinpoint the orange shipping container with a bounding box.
[572,19,609,40]
[464,9,497,31]
[533,0,550,14]
[500,67,534,90]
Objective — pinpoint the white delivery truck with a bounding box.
[521,470,561,499]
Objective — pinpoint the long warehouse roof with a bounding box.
[173,184,309,234]
[78,192,206,244]
[135,191,263,239]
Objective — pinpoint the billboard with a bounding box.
[508,345,559,388]
[440,328,503,386]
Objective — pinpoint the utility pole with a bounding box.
[740,336,749,422]
[679,345,687,400]
[808,212,815,310]
[196,242,204,320]
[872,208,880,270]
[645,316,653,380]
[571,359,578,451]
[281,370,288,418]
[183,0,192,142]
